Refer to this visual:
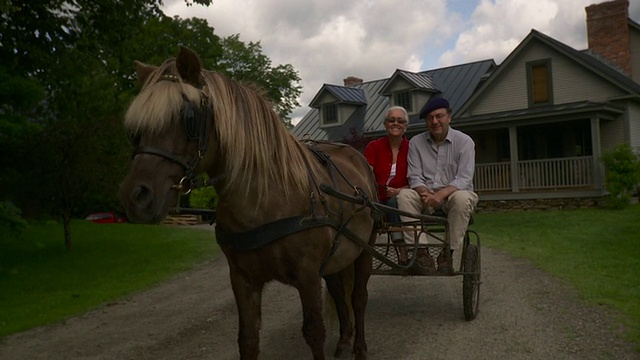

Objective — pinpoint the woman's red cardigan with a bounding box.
[364,136,409,202]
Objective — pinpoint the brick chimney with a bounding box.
[343,76,363,87]
[586,0,632,75]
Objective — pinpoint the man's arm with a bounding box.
[407,135,428,190]
[448,135,476,191]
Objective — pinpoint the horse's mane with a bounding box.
[124,59,201,136]
[124,59,317,203]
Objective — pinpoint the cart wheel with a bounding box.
[463,242,480,321]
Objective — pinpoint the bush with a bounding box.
[189,181,218,210]
[600,144,640,209]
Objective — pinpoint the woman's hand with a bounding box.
[386,186,400,198]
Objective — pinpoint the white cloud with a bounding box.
[162,0,640,124]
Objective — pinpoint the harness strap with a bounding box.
[215,215,339,251]
[133,146,191,170]
[305,142,343,220]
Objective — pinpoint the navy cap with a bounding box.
[419,97,450,119]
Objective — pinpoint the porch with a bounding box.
[473,155,604,200]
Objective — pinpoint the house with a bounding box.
[292,0,640,210]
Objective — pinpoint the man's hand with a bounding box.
[414,186,436,208]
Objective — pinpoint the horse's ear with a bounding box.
[176,46,202,85]
[134,60,156,86]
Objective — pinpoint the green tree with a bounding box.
[1,0,302,249]
[218,34,301,127]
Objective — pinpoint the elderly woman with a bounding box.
[364,106,410,263]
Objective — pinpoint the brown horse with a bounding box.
[118,47,378,360]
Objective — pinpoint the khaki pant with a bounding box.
[396,189,478,251]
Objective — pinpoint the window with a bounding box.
[394,91,412,112]
[527,60,552,106]
[322,103,338,125]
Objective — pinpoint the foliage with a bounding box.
[189,183,218,209]
[0,0,302,249]
[217,34,301,126]
[474,205,640,347]
[342,127,372,153]
[0,201,27,236]
[0,220,217,336]
[600,144,640,209]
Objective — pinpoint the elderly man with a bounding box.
[397,97,478,273]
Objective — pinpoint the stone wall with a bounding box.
[476,197,606,213]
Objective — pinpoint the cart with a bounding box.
[170,183,482,321]
[319,183,481,321]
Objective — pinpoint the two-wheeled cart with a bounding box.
[320,184,481,321]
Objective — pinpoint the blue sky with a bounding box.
[163,0,640,123]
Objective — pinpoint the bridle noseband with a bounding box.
[131,74,211,195]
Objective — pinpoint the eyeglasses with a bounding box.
[385,118,407,124]
[426,113,449,121]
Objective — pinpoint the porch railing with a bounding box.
[474,156,593,192]
[474,162,511,191]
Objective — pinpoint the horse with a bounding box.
[118,46,378,360]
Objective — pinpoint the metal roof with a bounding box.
[292,59,496,141]
[379,70,439,95]
[308,84,367,107]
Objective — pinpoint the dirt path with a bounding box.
[0,242,637,359]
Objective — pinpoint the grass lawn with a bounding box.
[473,203,640,347]
[1,206,638,350]
[0,220,217,337]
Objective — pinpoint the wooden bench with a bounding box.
[162,214,200,225]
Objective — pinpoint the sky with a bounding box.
[163,0,640,124]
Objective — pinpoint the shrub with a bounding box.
[600,144,640,209]
[189,183,218,210]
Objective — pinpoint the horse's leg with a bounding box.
[297,275,327,360]
[229,270,264,360]
[324,272,353,358]
[352,234,374,360]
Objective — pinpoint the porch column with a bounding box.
[509,126,519,192]
[590,116,604,190]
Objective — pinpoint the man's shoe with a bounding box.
[414,248,436,274]
[437,249,453,275]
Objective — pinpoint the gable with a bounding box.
[464,37,630,117]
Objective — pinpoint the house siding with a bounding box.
[316,92,337,104]
[552,55,627,103]
[628,101,640,152]
[600,117,626,151]
[468,59,527,115]
[469,42,627,116]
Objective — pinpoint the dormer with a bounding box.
[379,70,440,116]
[309,83,367,128]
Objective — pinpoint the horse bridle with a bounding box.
[131,74,212,195]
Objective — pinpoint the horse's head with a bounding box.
[118,47,212,223]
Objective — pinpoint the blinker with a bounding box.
[183,102,200,140]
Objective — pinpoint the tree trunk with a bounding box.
[63,211,72,251]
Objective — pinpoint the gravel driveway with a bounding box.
[0,234,637,360]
